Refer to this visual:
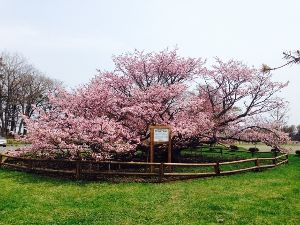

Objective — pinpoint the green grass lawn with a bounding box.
[1,156,300,225]
[181,146,279,160]
[176,148,283,173]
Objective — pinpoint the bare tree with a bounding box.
[17,73,58,134]
[0,52,59,136]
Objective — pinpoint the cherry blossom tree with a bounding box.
[18,49,208,159]
[13,49,290,160]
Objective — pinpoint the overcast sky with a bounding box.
[0,0,299,124]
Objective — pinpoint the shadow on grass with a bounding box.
[0,168,95,187]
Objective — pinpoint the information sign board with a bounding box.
[153,128,169,142]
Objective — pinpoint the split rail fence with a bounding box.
[0,153,288,182]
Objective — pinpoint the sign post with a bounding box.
[149,125,172,170]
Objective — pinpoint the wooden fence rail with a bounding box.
[0,153,288,182]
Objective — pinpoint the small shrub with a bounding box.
[271,148,280,156]
[248,147,259,156]
[295,150,300,156]
[249,147,259,152]
[229,145,239,151]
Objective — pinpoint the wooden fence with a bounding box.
[0,153,288,182]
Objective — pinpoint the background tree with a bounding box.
[294,125,300,141]
[282,125,296,140]
[0,52,58,136]
[282,124,300,142]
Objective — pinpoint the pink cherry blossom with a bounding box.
[13,49,289,160]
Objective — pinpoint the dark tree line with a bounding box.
[282,125,300,142]
[0,52,59,137]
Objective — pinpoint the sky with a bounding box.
[0,0,299,124]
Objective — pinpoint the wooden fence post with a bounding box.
[255,158,260,171]
[32,160,36,171]
[89,163,92,173]
[159,163,164,182]
[286,154,289,164]
[76,161,81,180]
[0,154,2,168]
[214,162,220,175]
[29,159,33,170]
[272,158,277,166]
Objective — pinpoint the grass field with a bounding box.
[1,155,300,225]
[236,143,300,154]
